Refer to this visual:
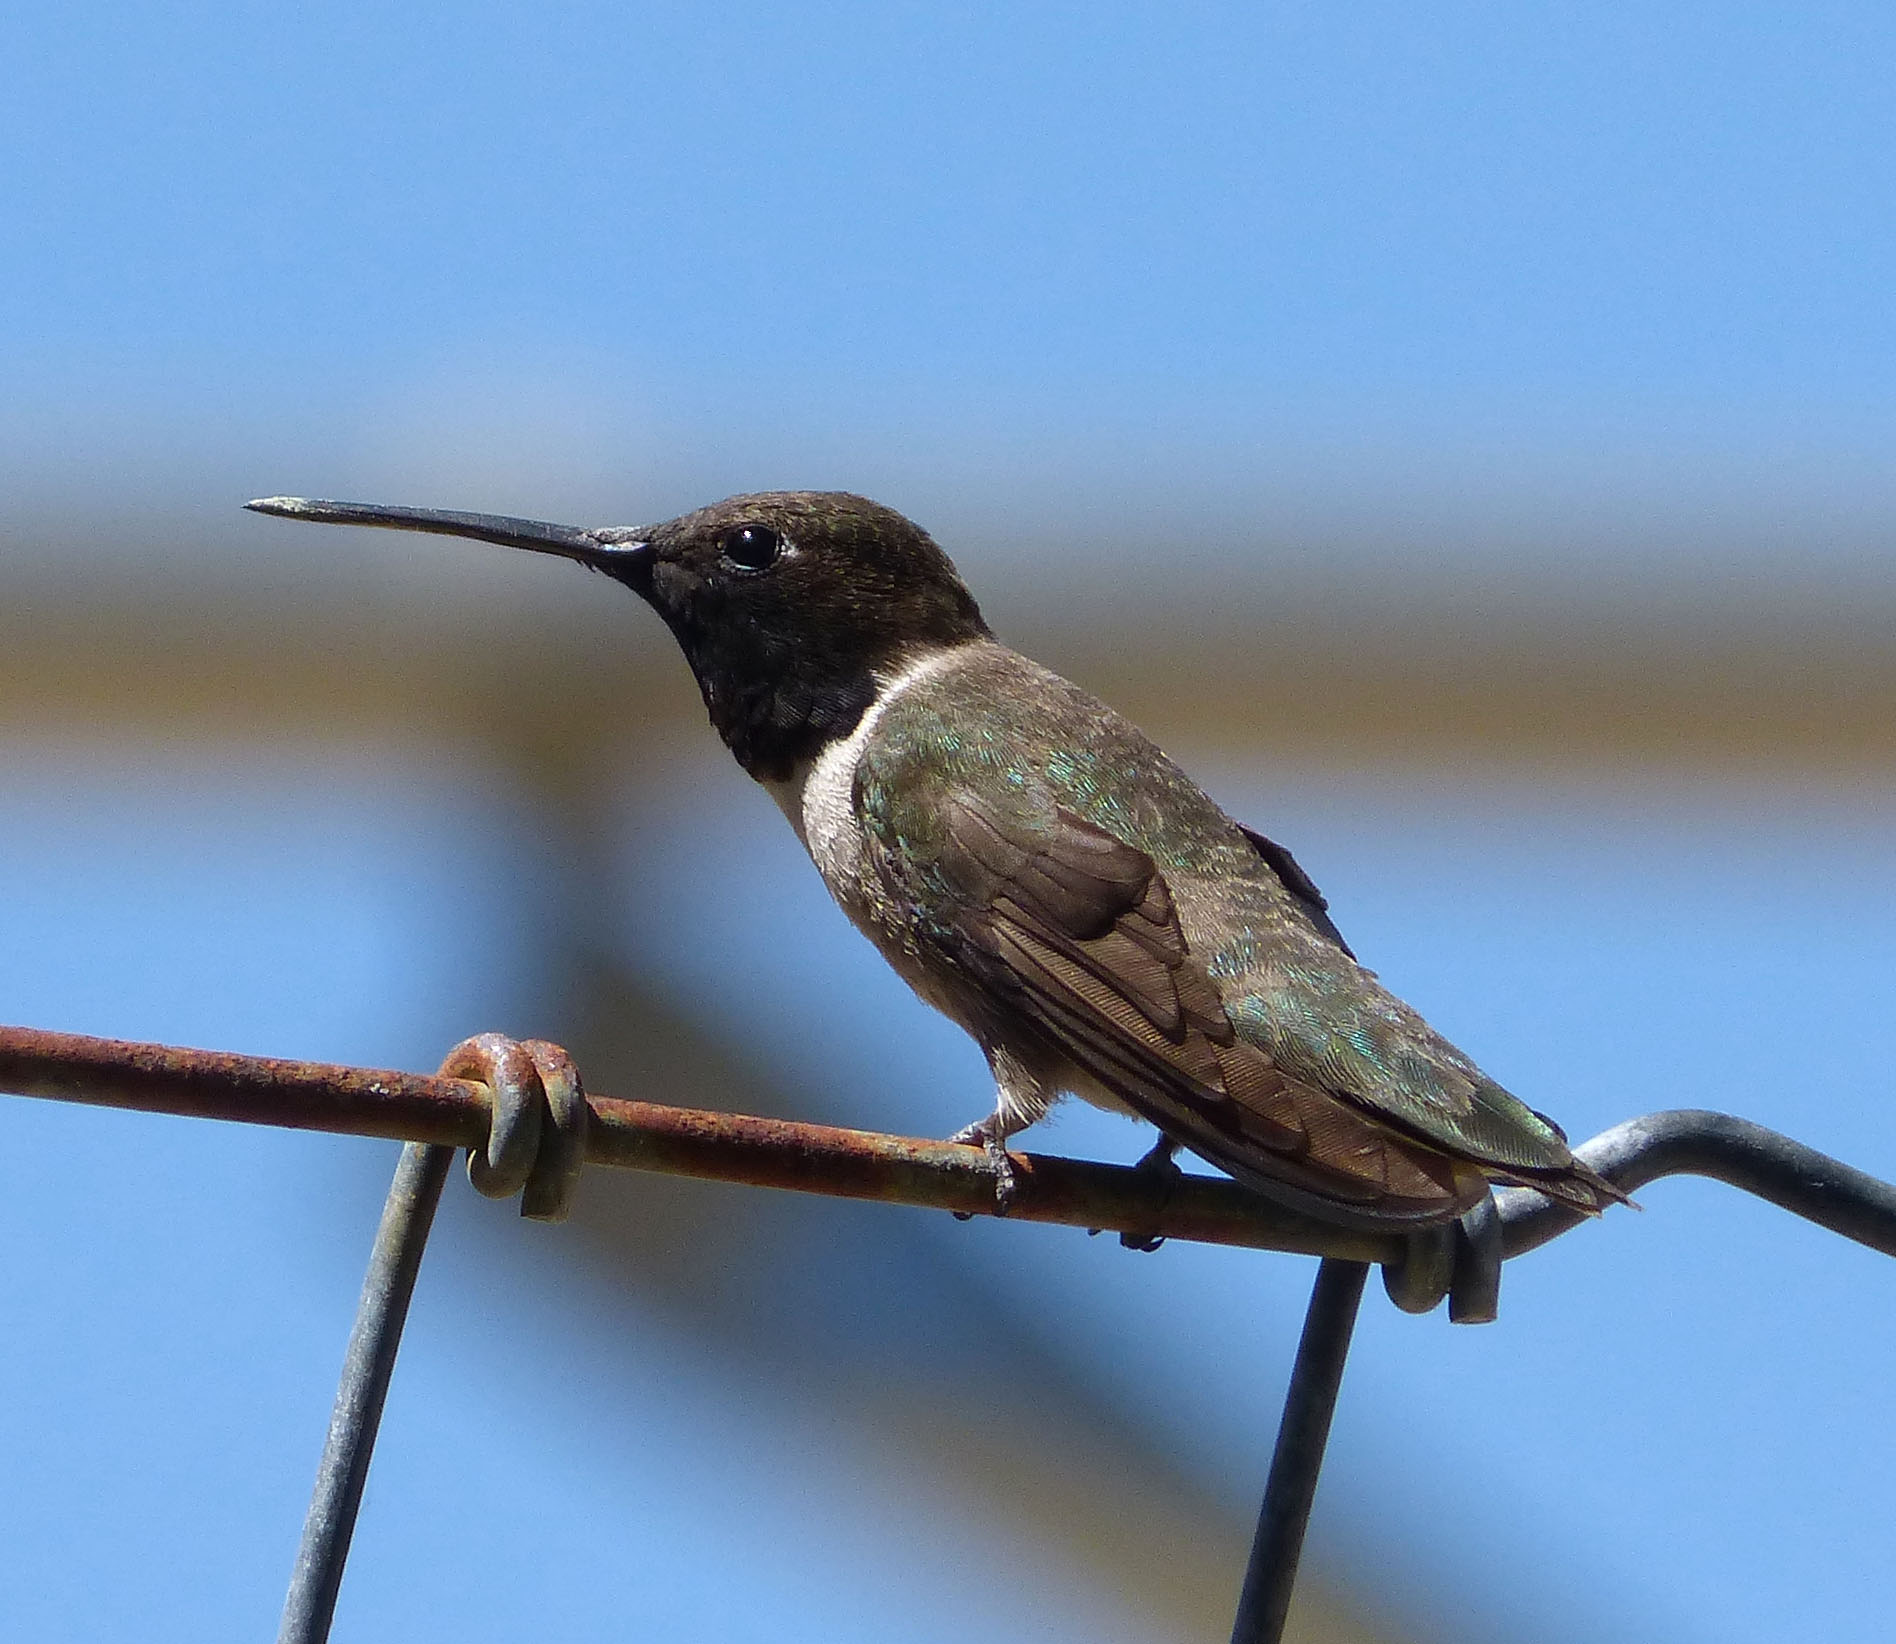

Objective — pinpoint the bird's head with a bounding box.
[247,488,991,779]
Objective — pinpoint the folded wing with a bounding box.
[868,783,1518,1225]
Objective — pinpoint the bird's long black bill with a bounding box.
[244,496,646,573]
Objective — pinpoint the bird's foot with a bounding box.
[1120,1135,1183,1251]
[948,1117,1022,1216]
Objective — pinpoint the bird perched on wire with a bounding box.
[249,489,1624,1232]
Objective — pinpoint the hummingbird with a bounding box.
[247,489,1623,1231]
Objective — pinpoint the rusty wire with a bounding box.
[11,1022,1896,1268]
[0,1022,1401,1261]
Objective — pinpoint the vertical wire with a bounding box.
[279,1142,454,1644]
[1230,1257,1371,1644]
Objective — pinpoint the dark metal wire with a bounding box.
[1496,1108,1896,1260]
[278,1142,452,1644]
[1229,1258,1371,1644]
[276,1035,588,1643]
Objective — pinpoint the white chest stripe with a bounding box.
[764,646,969,885]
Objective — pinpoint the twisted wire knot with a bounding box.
[436,1033,590,1221]
[1381,1193,1504,1323]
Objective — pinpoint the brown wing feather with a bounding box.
[923,793,1481,1224]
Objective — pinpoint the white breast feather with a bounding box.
[763,645,968,893]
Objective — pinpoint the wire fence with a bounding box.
[5,1021,1895,1644]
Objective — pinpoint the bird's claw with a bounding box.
[1119,1135,1183,1251]
[948,1118,1021,1216]
[986,1134,1021,1215]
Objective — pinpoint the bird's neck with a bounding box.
[689,635,979,785]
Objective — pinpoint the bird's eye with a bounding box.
[719,524,783,572]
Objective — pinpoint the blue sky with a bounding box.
[5,2,1895,512]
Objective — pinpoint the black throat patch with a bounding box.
[653,596,889,782]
